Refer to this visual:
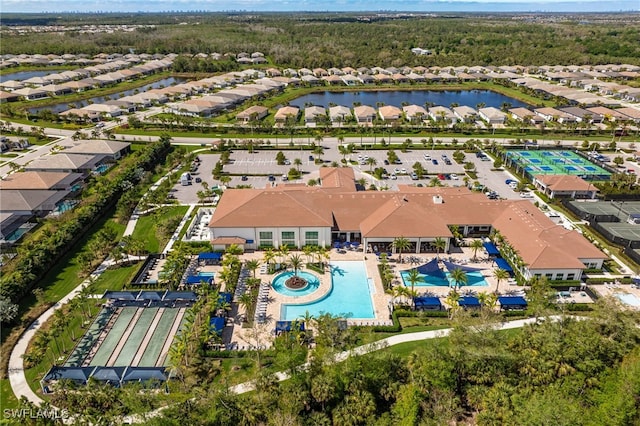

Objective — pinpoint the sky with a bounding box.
[2,0,638,13]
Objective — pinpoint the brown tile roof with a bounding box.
[534,175,595,192]
[319,167,356,190]
[492,202,606,269]
[359,195,451,238]
[210,189,332,228]
[0,172,78,190]
[211,237,246,244]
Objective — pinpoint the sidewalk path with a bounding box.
[8,165,186,406]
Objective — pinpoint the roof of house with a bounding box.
[0,171,82,190]
[63,140,130,155]
[0,189,68,213]
[25,153,103,171]
[534,174,596,192]
[274,106,299,120]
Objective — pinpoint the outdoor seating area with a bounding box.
[333,241,362,252]
[255,281,271,324]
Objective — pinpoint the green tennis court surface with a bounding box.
[138,309,179,367]
[507,150,610,179]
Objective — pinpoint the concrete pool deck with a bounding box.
[215,245,527,349]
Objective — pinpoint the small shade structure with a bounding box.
[275,320,305,333]
[92,367,126,387]
[102,291,136,300]
[333,241,343,249]
[494,258,514,275]
[121,367,167,385]
[442,260,485,273]
[137,291,163,301]
[498,296,528,310]
[198,252,222,265]
[185,275,213,285]
[163,291,198,301]
[458,296,481,309]
[218,292,232,304]
[42,366,169,392]
[209,317,225,335]
[483,242,500,257]
[414,296,442,311]
[416,258,447,279]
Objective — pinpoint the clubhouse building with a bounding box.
[209,168,606,281]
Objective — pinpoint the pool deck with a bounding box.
[592,282,640,310]
[208,245,527,349]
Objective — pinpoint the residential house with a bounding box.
[236,105,269,123]
[304,106,327,127]
[62,140,131,160]
[353,105,376,125]
[403,105,428,123]
[428,106,457,124]
[24,153,105,176]
[329,105,352,126]
[478,107,507,125]
[509,107,544,125]
[452,106,478,124]
[378,105,402,122]
[0,171,84,192]
[273,106,300,124]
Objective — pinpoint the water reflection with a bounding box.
[288,90,528,109]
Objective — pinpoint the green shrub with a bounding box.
[372,311,401,333]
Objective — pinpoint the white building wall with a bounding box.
[526,268,584,281]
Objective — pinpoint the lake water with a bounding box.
[29,77,186,115]
[289,90,527,109]
[1,70,58,82]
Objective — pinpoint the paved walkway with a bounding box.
[7,164,187,406]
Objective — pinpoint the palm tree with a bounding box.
[470,239,484,262]
[288,254,304,275]
[392,236,411,263]
[294,158,302,171]
[404,268,422,308]
[278,244,290,268]
[493,268,510,294]
[365,157,377,172]
[263,248,276,271]
[245,259,260,278]
[313,145,324,163]
[391,285,410,306]
[449,268,468,291]
[444,290,461,319]
[433,237,446,259]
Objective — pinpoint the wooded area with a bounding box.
[1,14,639,67]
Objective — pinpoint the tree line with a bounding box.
[1,15,639,67]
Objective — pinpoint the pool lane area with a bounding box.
[281,261,375,320]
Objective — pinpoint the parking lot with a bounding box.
[171,146,535,203]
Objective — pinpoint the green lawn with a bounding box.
[132,205,189,253]
[0,378,20,410]
[88,262,143,294]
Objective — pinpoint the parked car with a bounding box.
[383,159,390,165]
[390,173,397,180]
[284,159,291,165]
[450,173,459,180]
[432,159,438,165]
[444,159,452,165]
[393,159,402,165]
[268,175,275,181]
[308,155,314,161]
[437,174,446,180]
[241,175,248,181]
[282,174,288,181]
[410,173,418,180]
[423,154,431,160]
[194,177,202,183]
[520,192,534,198]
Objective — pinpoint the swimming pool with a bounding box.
[273,271,321,297]
[616,293,640,308]
[281,261,375,320]
[400,270,489,287]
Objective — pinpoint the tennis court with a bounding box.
[568,200,640,221]
[600,223,640,241]
[506,150,610,180]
